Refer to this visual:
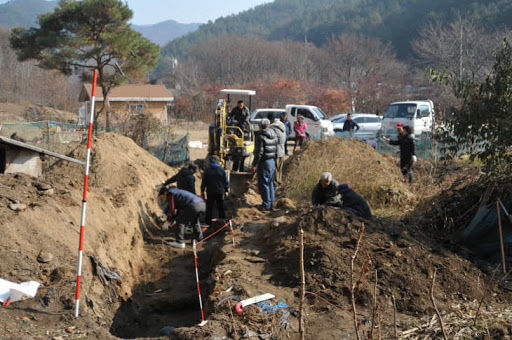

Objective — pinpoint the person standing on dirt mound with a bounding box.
[162,162,198,194]
[280,112,292,155]
[252,119,278,211]
[293,115,308,153]
[269,112,286,188]
[337,183,372,219]
[383,125,417,183]
[159,186,205,249]
[312,172,342,207]
[201,155,229,225]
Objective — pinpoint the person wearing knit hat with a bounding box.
[162,162,198,194]
[337,183,372,219]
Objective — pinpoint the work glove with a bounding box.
[412,155,417,163]
[162,221,171,231]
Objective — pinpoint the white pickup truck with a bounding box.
[286,104,334,140]
[379,100,435,140]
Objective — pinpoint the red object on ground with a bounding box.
[235,301,243,314]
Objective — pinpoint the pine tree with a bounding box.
[9,0,160,128]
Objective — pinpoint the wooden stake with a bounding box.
[430,269,448,340]
[299,228,305,340]
[391,294,398,340]
[350,223,365,340]
[496,200,507,274]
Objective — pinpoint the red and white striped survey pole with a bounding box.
[193,240,207,326]
[74,69,98,317]
[229,220,236,250]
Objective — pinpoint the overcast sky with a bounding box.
[0,0,273,25]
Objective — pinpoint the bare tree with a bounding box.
[0,27,79,111]
[325,33,408,112]
[412,16,511,81]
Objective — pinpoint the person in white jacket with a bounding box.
[269,113,286,187]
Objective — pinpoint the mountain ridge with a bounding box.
[162,0,512,59]
[0,0,199,46]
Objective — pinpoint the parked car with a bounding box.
[285,105,334,140]
[332,113,382,140]
[379,100,435,140]
[249,108,286,131]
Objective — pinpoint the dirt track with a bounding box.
[0,132,511,339]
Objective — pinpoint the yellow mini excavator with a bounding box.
[208,89,256,196]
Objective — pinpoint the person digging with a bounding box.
[337,183,372,219]
[312,172,342,208]
[159,186,205,249]
[161,162,199,194]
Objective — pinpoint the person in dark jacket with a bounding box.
[163,163,198,194]
[251,119,278,210]
[280,112,292,155]
[312,172,342,207]
[337,183,372,219]
[384,125,417,183]
[159,186,205,249]
[201,155,229,225]
[228,100,251,134]
[342,113,360,135]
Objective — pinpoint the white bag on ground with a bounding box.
[0,278,40,303]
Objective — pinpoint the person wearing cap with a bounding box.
[201,155,229,225]
[280,112,292,155]
[342,113,360,136]
[395,122,404,134]
[162,162,198,194]
[383,125,417,183]
[293,115,308,153]
[337,183,372,219]
[158,186,205,249]
[251,118,278,210]
[269,112,286,187]
[312,172,342,207]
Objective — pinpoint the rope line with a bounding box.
[197,221,230,245]
[305,291,344,312]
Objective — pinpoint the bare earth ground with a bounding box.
[0,126,511,339]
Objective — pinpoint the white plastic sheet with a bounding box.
[0,278,40,303]
[188,141,203,149]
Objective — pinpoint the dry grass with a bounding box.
[283,138,414,214]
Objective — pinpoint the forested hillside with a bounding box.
[0,0,56,28]
[162,0,512,61]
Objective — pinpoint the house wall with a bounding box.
[92,101,169,124]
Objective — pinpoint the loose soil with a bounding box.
[0,132,511,339]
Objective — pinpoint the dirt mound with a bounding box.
[409,168,512,235]
[0,132,175,338]
[283,138,413,211]
[257,207,508,316]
